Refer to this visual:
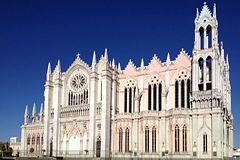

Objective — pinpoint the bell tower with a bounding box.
[192,3,223,98]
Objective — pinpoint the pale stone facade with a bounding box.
[20,3,234,159]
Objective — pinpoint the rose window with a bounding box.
[70,73,87,92]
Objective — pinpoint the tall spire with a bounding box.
[91,51,96,69]
[213,3,217,18]
[104,48,108,62]
[46,62,51,80]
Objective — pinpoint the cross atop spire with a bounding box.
[76,52,80,59]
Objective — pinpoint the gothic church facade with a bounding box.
[20,3,234,159]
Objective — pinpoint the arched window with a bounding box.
[152,127,156,152]
[148,85,151,110]
[125,128,129,152]
[124,88,127,112]
[207,25,212,48]
[32,135,35,145]
[153,84,157,110]
[199,27,204,49]
[145,127,149,152]
[175,81,179,108]
[119,128,123,152]
[37,135,40,145]
[159,84,162,111]
[27,136,30,145]
[187,79,191,108]
[181,80,185,108]
[183,125,187,152]
[175,125,180,152]
[203,133,207,153]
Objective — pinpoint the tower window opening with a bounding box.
[199,27,204,50]
[207,25,212,48]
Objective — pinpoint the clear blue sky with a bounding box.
[0,0,239,147]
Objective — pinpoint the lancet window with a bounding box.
[183,125,187,152]
[148,75,162,111]
[125,128,129,152]
[145,126,149,152]
[175,125,180,152]
[175,71,191,108]
[124,79,137,113]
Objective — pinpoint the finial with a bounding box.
[56,59,61,72]
[91,51,96,69]
[118,63,121,72]
[104,48,108,62]
[140,58,144,69]
[196,8,199,19]
[40,103,43,113]
[226,53,229,65]
[213,3,217,18]
[112,58,115,68]
[46,62,51,80]
[32,103,36,117]
[221,41,224,50]
[24,105,28,116]
[204,2,207,5]
[166,52,171,64]
[76,52,80,59]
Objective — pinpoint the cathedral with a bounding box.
[20,3,234,159]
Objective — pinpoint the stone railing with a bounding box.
[60,104,89,118]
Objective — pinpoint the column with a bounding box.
[111,73,117,154]
[52,79,62,156]
[184,80,187,108]
[89,70,98,157]
[156,84,159,111]
[203,60,207,90]
[204,30,208,49]
[43,80,53,155]
[100,68,111,158]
